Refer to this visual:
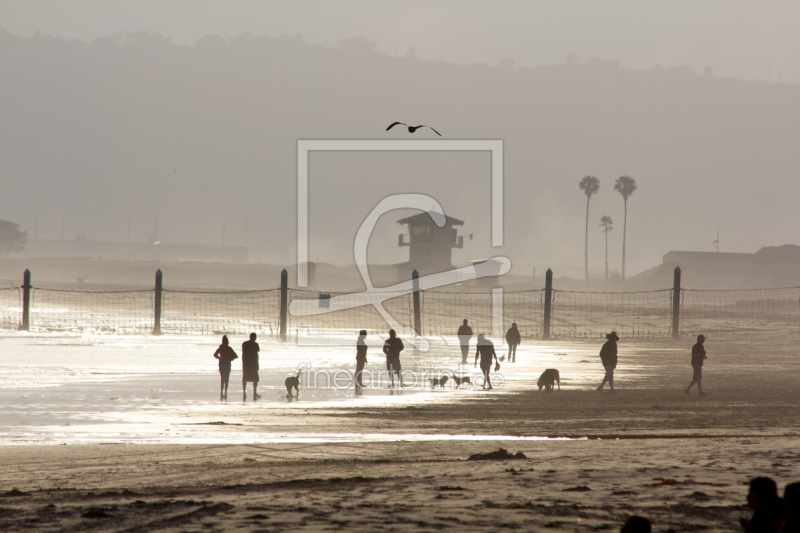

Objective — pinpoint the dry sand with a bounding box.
[1,335,798,532]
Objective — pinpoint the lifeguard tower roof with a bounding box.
[397,212,464,226]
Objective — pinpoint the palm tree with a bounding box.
[614,176,637,279]
[599,216,613,282]
[578,176,600,282]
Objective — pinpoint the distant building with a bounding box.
[394,211,464,280]
[662,245,800,289]
[14,238,248,263]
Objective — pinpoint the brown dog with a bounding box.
[452,376,471,389]
[285,370,301,398]
[537,369,560,392]
[431,375,450,389]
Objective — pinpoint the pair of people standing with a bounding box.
[354,329,405,390]
[212,333,261,401]
[458,319,521,364]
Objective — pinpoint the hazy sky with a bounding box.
[2,0,799,84]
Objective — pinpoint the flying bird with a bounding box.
[386,122,442,136]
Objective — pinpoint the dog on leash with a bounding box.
[537,369,560,392]
[431,375,450,389]
[452,376,471,388]
[285,370,301,398]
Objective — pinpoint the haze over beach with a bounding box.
[1,2,799,532]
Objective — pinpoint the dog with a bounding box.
[285,370,301,398]
[537,369,561,392]
[452,376,471,389]
[431,375,449,389]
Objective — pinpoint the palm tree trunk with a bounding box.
[604,229,608,282]
[622,198,627,280]
[584,196,590,282]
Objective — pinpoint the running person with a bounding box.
[505,322,521,363]
[597,331,619,392]
[355,330,368,393]
[383,329,404,387]
[684,334,708,396]
[241,332,261,401]
[474,334,499,390]
[457,319,473,365]
[213,335,238,401]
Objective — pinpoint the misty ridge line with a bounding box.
[1,25,798,276]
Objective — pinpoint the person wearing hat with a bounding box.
[597,331,619,392]
[684,334,708,396]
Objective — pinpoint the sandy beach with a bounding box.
[1,335,798,532]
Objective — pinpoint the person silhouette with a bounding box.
[740,477,785,533]
[241,332,261,401]
[474,334,498,390]
[780,482,800,533]
[356,330,368,393]
[620,516,651,533]
[383,329,404,387]
[212,335,238,401]
[597,331,619,392]
[457,319,473,365]
[684,334,708,396]
[505,322,521,363]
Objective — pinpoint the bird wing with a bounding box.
[386,122,406,131]
[423,125,442,136]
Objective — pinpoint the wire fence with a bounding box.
[1,284,798,338]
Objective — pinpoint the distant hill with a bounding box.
[1,27,798,279]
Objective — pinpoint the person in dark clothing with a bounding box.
[383,329,404,387]
[621,516,652,533]
[457,319,473,365]
[781,482,800,533]
[356,330,368,393]
[474,334,498,390]
[213,335,238,401]
[685,334,708,396]
[740,477,785,533]
[505,322,521,363]
[241,332,261,401]
[597,331,619,392]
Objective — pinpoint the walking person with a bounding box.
[383,329,404,387]
[355,330,368,394]
[457,319,473,365]
[597,331,619,393]
[213,335,238,401]
[474,334,499,390]
[241,332,261,401]
[505,322,521,363]
[685,334,708,396]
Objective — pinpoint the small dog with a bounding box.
[431,375,449,389]
[452,376,471,389]
[285,370,301,398]
[537,369,561,392]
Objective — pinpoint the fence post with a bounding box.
[543,268,553,339]
[672,266,681,338]
[280,268,288,341]
[412,269,421,336]
[21,269,31,331]
[153,269,162,335]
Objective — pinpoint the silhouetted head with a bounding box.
[697,334,705,343]
[478,334,485,341]
[748,477,779,511]
[389,329,396,338]
[222,335,229,346]
[620,516,651,533]
[463,319,468,325]
[784,482,800,518]
[607,331,619,341]
[359,330,367,337]
[250,332,257,341]
[511,322,517,328]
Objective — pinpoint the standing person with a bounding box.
[457,319,473,365]
[597,331,619,393]
[474,334,499,390]
[241,332,261,401]
[355,330,368,393]
[505,322,521,363]
[382,329,404,387]
[685,334,708,396]
[213,335,238,401]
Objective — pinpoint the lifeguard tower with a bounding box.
[393,211,464,280]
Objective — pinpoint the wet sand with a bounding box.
[0,335,798,531]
